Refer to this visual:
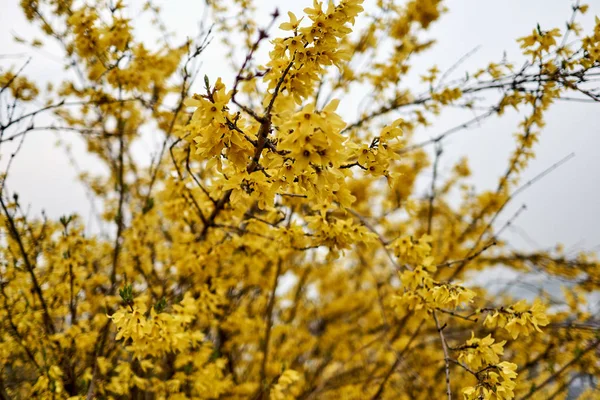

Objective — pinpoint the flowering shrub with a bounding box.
[1,0,600,399]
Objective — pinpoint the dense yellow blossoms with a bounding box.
[483,300,550,340]
[1,0,600,399]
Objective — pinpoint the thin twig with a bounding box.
[519,337,600,400]
[433,311,452,400]
[427,142,443,235]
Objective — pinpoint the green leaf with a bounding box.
[154,297,167,313]
[204,75,210,92]
[142,197,154,214]
[119,284,134,305]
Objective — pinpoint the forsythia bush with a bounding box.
[1,0,600,399]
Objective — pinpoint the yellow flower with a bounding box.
[280,12,303,31]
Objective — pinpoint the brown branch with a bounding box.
[144,30,213,202]
[433,312,452,400]
[0,278,42,372]
[87,89,129,399]
[369,320,424,399]
[0,125,118,143]
[0,98,143,132]
[427,142,443,235]
[519,337,600,400]
[449,151,574,280]
[256,257,283,400]
[231,10,280,122]
[398,107,498,155]
[437,241,497,269]
[347,208,404,271]
[0,58,31,97]
[0,196,55,335]
[264,59,295,117]
[198,54,293,239]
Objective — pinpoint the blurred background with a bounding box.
[1,0,599,298]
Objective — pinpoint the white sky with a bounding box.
[1,0,599,255]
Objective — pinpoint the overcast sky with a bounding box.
[1,0,599,257]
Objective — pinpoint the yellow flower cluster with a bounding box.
[185,78,255,170]
[110,293,204,359]
[582,16,600,65]
[267,0,364,105]
[2,0,600,399]
[463,362,518,400]
[278,101,347,173]
[388,234,434,265]
[483,299,550,339]
[353,118,404,177]
[459,335,518,400]
[270,369,303,400]
[0,71,38,101]
[458,334,506,370]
